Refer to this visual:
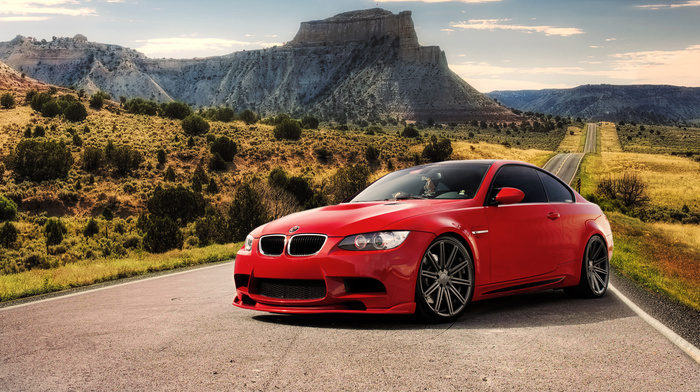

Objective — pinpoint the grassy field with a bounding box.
[616,123,700,156]
[581,123,700,310]
[556,125,584,152]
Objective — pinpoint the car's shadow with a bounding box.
[251,289,634,330]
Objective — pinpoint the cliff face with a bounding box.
[0,9,512,122]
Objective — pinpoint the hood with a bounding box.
[255,199,474,238]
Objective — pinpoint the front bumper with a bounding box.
[232,232,435,314]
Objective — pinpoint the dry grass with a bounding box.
[598,123,622,153]
[556,125,583,152]
[650,222,700,254]
[450,142,552,166]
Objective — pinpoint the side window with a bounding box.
[489,165,547,203]
[537,170,575,203]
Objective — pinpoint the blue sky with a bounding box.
[1,0,699,92]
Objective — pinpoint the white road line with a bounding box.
[0,261,234,312]
[553,153,572,176]
[610,283,700,365]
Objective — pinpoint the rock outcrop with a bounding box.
[0,9,513,122]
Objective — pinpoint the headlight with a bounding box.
[244,234,254,251]
[338,231,410,251]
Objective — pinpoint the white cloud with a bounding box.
[607,44,700,86]
[605,38,617,42]
[134,37,283,58]
[635,1,700,10]
[0,15,51,21]
[0,0,96,17]
[449,19,584,37]
[378,0,501,3]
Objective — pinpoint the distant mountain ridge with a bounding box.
[487,84,700,124]
[0,9,513,122]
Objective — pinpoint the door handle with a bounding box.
[547,212,561,220]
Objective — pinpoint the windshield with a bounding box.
[350,161,492,202]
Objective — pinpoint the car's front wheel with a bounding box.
[565,235,609,298]
[415,236,474,323]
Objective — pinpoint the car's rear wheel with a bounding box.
[565,235,609,298]
[415,236,474,323]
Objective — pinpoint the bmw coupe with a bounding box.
[233,160,613,322]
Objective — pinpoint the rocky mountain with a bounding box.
[0,59,49,95]
[487,84,700,124]
[0,9,512,122]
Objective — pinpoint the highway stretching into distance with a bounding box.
[1,122,698,390]
[542,122,597,184]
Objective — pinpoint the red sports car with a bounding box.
[233,160,613,322]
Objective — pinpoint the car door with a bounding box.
[485,165,563,283]
[536,169,580,264]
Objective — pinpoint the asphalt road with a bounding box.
[1,262,698,391]
[542,122,596,184]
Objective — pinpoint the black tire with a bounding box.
[564,235,609,298]
[415,236,474,323]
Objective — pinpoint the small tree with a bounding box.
[164,166,176,182]
[400,126,420,138]
[365,145,380,163]
[328,164,370,204]
[89,92,104,110]
[422,135,453,162]
[208,152,227,171]
[156,149,167,165]
[0,195,18,222]
[162,101,192,120]
[63,101,88,122]
[7,139,73,181]
[228,183,269,242]
[147,185,205,224]
[1,92,15,109]
[81,146,105,172]
[83,218,100,237]
[0,222,19,248]
[274,119,302,140]
[143,217,183,253]
[210,136,237,161]
[41,100,61,117]
[301,115,319,129]
[182,114,210,135]
[44,218,67,252]
[191,164,209,192]
[239,109,257,125]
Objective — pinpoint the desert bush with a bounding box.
[123,234,141,250]
[89,92,104,109]
[365,145,380,163]
[162,101,192,120]
[1,92,16,109]
[124,98,159,116]
[44,218,67,250]
[83,218,100,237]
[208,152,227,171]
[164,166,176,182]
[81,146,105,172]
[301,115,319,129]
[210,136,237,162]
[314,147,332,163]
[0,222,18,248]
[156,149,167,165]
[228,182,269,242]
[195,207,229,246]
[41,100,61,117]
[72,132,83,146]
[63,101,88,122]
[110,145,142,176]
[207,178,219,194]
[327,163,370,204]
[191,164,209,192]
[239,109,257,125]
[30,92,52,111]
[274,119,302,140]
[0,195,17,221]
[182,114,210,135]
[147,185,205,224]
[595,173,649,209]
[33,125,46,137]
[401,126,420,138]
[6,139,73,181]
[143,217,183,253]
[267,168,314,207]
[422,135,453,162]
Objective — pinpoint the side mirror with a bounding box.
[494,187,525,205]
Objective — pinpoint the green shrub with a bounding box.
[30,92,52,111]
[191,164,209,192]
[44,218,67,248]
[6,139,73,181]
[81,146,105,172]
[63,101,88,122]
[162,101,192,120]
[328,164,370,204]
[208,152,227,171]
[110,145,142,176]
[239,109,257,125]
[89,92,104,109]
[143,217,183,253]
[210,136,237,161]
[182,114,210,135]
[195,207,229,246]
[0,195,18,221]
[228,183,269,242]
[164,166,176,182]
[0,222,19,248]
[422,135,453,162]
[156,149,167,165]
[1,92,16,109]
[400,126,420,138]
[274,119,302,140]
[146,185,205,224]
[124,98,159,116]
[33,125,45,137]
[83,218,100,237]
[301,115,320,129]
[40,100,61,117]
[365,145,380,163]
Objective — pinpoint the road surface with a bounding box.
[542,123,597,184]
[1,262,698,391]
